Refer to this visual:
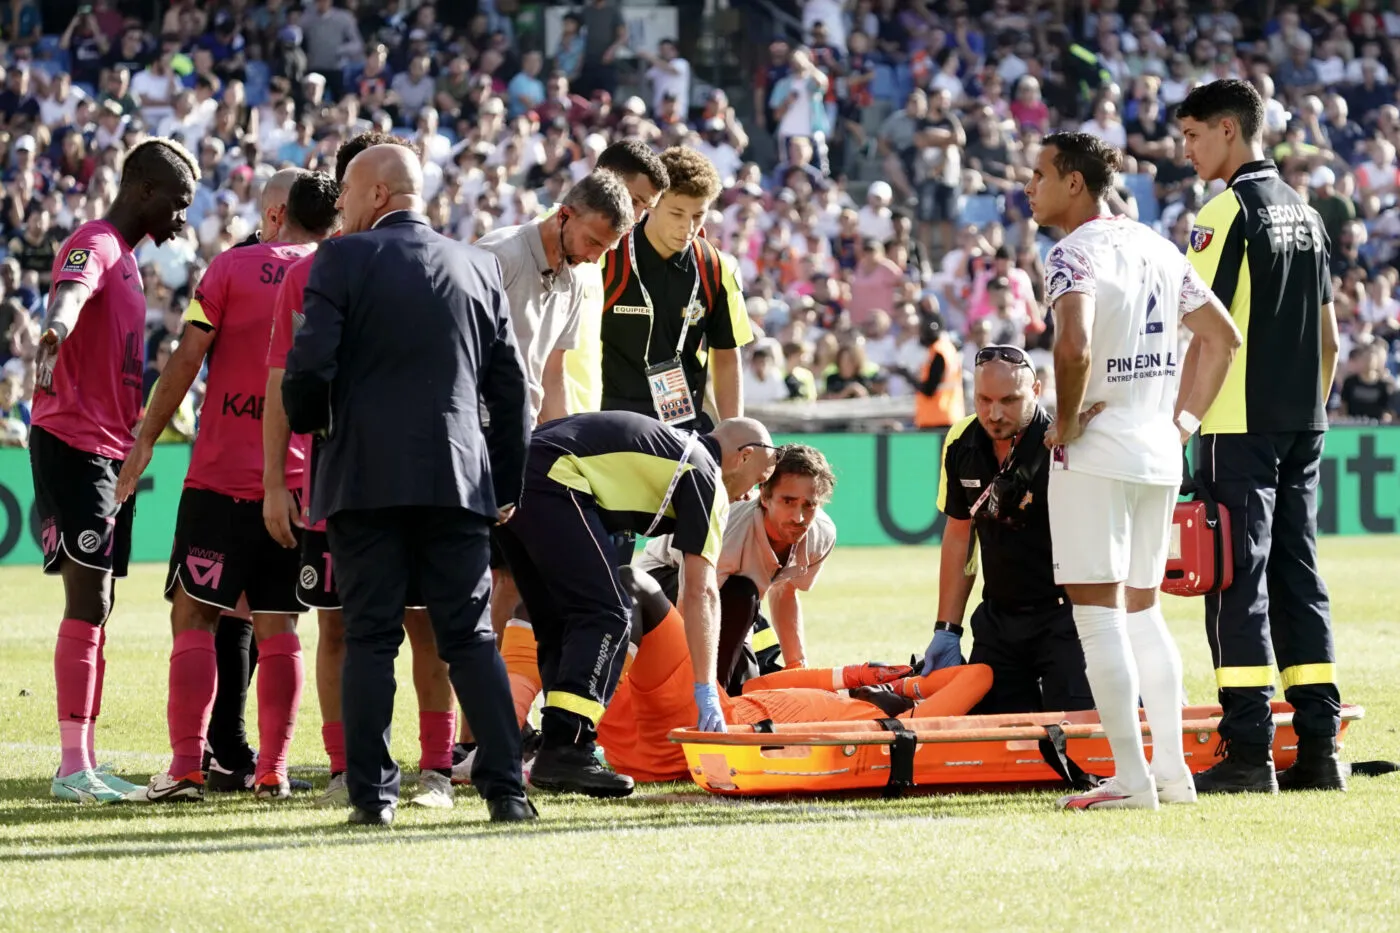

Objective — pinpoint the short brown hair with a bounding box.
[658,146,722,203]
[762,444,836,504]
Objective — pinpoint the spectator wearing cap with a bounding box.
[507,50,547,120]
[857,180,894,243]
[302,0,363,98]
[1310,167,1356,246]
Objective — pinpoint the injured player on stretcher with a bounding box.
[496,567,993,783]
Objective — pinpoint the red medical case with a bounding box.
[1162,477,1234,597]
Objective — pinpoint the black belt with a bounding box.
[982,595,1068,615]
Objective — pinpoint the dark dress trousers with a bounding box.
[284,210,532,812]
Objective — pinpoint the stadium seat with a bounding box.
[1123,173,1160,228]
[959,194,1002,227]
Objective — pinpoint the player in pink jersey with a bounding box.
[114,170,340,803]
[30,138,198,804]
[261,132,461,810]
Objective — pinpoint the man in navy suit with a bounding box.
[283,144,536,826]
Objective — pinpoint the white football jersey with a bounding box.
[1044,215,1213,486]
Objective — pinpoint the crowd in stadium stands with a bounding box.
[6,0,1400,450]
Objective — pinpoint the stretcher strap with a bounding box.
[752,719,776,734]
[1038,723,1103,790]
[877,719,917,799]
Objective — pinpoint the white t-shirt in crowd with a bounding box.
[1079,117,1127,150]
[130,68,176,120]
[647,57,692,112]
[744,366,791,404]
[1042,214,1212,486]
[803,0,847,50]
[857,205,894,243]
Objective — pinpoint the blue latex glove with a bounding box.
[921,628,965,673]
[694,682,728,733]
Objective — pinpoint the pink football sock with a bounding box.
[55,618,100,777]
[418,710,456,772]
[88,626,107,765]
[322,721,346,774]
[167,629,217,777]
[253,633,304,782]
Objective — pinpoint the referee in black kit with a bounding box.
[283,144,537,824]
[1178,80,1345,793]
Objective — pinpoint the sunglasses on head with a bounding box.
[974,345,1032,368]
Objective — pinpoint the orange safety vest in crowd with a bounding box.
[914,335,965,428]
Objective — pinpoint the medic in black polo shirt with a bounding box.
[918,345,1093,715]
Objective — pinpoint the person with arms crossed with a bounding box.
[494,412,779,797]
[1026,132,1241,810]
[283,144,535,826]
[918,345,1095,716]
[116,169,341,803]
[637,443,837,694]
[1178,79,1346,793]
[262,133,466,811]
[31,137,197,804]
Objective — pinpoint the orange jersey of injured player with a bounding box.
[596,608,994,783]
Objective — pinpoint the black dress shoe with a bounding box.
[348,804,396,826]
[1194,754,1279,794]
[488,795,539,823]
[1278,738,1347,792]
[529,743,635,798]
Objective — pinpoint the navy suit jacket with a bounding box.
[283,211,531,523]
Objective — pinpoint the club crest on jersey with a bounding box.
[684,301,705,325]
[61,248,91,272]
[1047,269,1073,298]
[1189,226,1214,252]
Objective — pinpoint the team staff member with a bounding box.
[599,146,751,431]
[638,444,837,695]
[262,134,464,811]
[117,169,341,803]
[919,347,1094,715]
[564,139,670,415]
[284,145,535,826]
[1179,79,1345,793]
[494,412,779,798]
[31,138,198,804]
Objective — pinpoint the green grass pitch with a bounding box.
[2,541,1399,932]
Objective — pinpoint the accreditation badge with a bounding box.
[646,358,697,426]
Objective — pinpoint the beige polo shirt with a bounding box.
[639,497,836,598]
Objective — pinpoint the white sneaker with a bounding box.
[126,770,206,803]
[1156,772,1198,805]
[315,772,349,808]
[410,770,455,809]
[1058,777,1159,811]
[451,747,477,786]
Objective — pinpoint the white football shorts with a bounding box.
[1048,469,1177,588]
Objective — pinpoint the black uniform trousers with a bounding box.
[327,506,524,812]
[967,600,1094,715]
[649,565,781,696]
[494,484,633,747]
[1199,431,1341,746]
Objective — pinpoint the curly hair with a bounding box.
[658,146,722,203]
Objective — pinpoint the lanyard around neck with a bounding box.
[630,225,702,367]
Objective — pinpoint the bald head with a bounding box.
[340,144,425,234]
[258,168,307,241]
[711,418,780,501]
[972,358,1039,442]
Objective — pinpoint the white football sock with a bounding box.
[1126,604,1190,783]
[1072,604,1151,794]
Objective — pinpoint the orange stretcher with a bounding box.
[669,702,1366,797]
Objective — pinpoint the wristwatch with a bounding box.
[934,620,964,636]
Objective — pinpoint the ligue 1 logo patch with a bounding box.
[61,248,91,273]
[1189,225,1214,252]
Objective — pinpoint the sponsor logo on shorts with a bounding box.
[1189,225,1214,252]
[61,248,91,273]
[300,565,319,590]
[186,548,226,589]
[40,519,58,556]
[611,304,650,315]
[76,530,102,554]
